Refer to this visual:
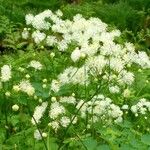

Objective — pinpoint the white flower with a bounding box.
[48,121,59,131]
[32,30,46,44]
[60,116,70,127]
[25,14,34,25]
[29,60,42,70]
[71,48,81,62]
[131,105,138,113]
[46,36,57,46]
[86,55,107,75]
[60,96,76,104]
[109,85,120,94]
[22,28,29,39]
[34,129,42,140]
[123,89,131,98]
[55,10,63,17]
[57,40,68,51]
[114,117,123,123]
[49,102,65,119]
[19,80,35,96]
[131,98,150,115]
[51,80,60,92]
[31,102,48,125]
[119,71,134,85]
[109,58,124,72]
[136,51,150,68]
[121,105,129,110]
[1,65,11,82]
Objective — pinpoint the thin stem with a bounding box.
[72,128,88,150]
[26,98,48,150]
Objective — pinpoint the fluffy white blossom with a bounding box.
[23,10,150,133]
[22,28,29,39]
[109,85,120,94]
[78,95,123,124]
[58,66,89,87]
[60,96,76,104]
[122,105,129,110]
[55,10,63,17]
[49,102,65,119]
[136,51,150,68]
[32,30,46,44]
[48,121,59,131]
[131,98,150,115]
[51,80,60,92]
[1,65,11,82]
[71,48,81,62]
[25,14,34,25]
[29,60,42,70]
[118,71,134,85]
[34,129,42,140]
[123,89,131,98]
[60,116,70,127]
[46,36,57,46]
[18,80,35,96]
[31,102,48,125]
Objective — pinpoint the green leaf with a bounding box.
[83,137,97,150]
[120,144,135,150]
[141,134,150,145]
[47,137,58,150]
[96,144,110,150]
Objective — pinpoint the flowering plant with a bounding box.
[0,9,150,149]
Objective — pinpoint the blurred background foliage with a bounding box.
[0,0,150,32]
[0,0,150,53]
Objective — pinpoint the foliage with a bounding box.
[0,9,150,149]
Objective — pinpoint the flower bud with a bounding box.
[72,93,75,97]
[123,89,131,98]
[12,104,19,111]
[50,52,55,58]
[42,84,47,88]
[34,95,38,100]
[5,91,11,97]
[13,85,20,92]
[42,132,47,138]
[39,98,42,103]
[42,79,47,83]
[51,97,56,102]
[25,74,30,79]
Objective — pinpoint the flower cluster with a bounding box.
[1,65,11,82]
[13,80,35,96]
[23,10,150,97]
[77,95,123,124]
[20,9,150,139]
[48,96,77,131]
[131,98,150,116]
